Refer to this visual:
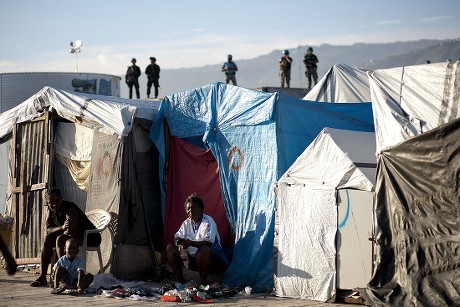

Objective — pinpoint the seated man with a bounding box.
[30,187,101,287]
[166,193,229,286]
[51,238,94,294]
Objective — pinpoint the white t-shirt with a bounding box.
[174,213,222,256]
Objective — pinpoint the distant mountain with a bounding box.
[121,38,460,99]
[360,39,460,70]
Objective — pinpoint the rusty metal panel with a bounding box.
[11,116,50,261]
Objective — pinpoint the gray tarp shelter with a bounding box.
[364,117,460,306]
[363,60,460,306]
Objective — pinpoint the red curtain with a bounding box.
[163,137,233,248]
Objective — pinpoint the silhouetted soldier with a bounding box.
[303,47,319,89]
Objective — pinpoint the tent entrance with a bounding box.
[163,137,233,249]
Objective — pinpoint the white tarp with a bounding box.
[303,63,371,103]
[275,128,376,301]
[0,86,160,140]
[370,60,460,152]
[55,122,94,161]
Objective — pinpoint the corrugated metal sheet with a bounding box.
[11,116,49,261]
[0,72,121,113]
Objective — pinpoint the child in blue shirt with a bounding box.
[51,238,93,294]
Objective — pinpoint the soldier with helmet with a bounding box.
[279,50,292,88]
[303,47,319,89]
[221,54,238,85]
[125,58,141,99]
[145,56,161,99]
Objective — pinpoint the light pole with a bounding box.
[69,40,83,73]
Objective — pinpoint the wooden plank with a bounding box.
[20,162,27,236]
[11,183,47,194]
[11,123,17,179]
[44,111,50,190]
[15,258,40,265]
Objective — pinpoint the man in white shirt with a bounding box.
[165,193,229,286]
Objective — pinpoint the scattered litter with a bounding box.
[92,273,249,303]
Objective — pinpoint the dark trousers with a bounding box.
[280,69,291,88]
[306,68,318,88]
[128,81,140,99]
[147,78,159,98]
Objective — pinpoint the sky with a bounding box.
[0,0,459,77]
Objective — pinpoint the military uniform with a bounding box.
[146,57,161,98]
[222,59,238,85]
[303,50,319,89]
[279,54,292,88]
[125,58,141,99]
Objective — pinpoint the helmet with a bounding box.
[282,50,289,55]
[227,54,232,59]
[149,57,156,62]
[131,58,136,63]
[308,47,313,52]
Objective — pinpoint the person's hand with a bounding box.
[63,218,76,235]
[63,218,71,230]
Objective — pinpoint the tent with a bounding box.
[271,60,460,304]
[370,60,460,153]
[0,86,163,279]
[150,82,374,291]
[274,128,376,301]
[362,60,460,306]
[303,63,371,103]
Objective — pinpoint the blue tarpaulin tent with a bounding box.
[150,82,373,291]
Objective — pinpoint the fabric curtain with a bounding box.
[163,137,232,248]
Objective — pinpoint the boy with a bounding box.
[51,238,94,295]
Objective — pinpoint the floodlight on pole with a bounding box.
[69,40,83,73]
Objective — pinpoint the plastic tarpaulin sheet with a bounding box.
[118,123,164,251]
[151,83,278,291]
[370,60,460,153]
[363,117,460,306]
[276,186,337,301]
[86,130,122,214]
[150,82,374,291]
[0,86,160,140]
[54,123,92,208]
[275,95,374,174]
[275,128,375,301]
[303,63,371,103]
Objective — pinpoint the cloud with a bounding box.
[190,28,206,33]
[377,19,402,26]
[420,15,452,24]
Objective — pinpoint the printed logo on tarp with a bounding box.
[228,146,244,170]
